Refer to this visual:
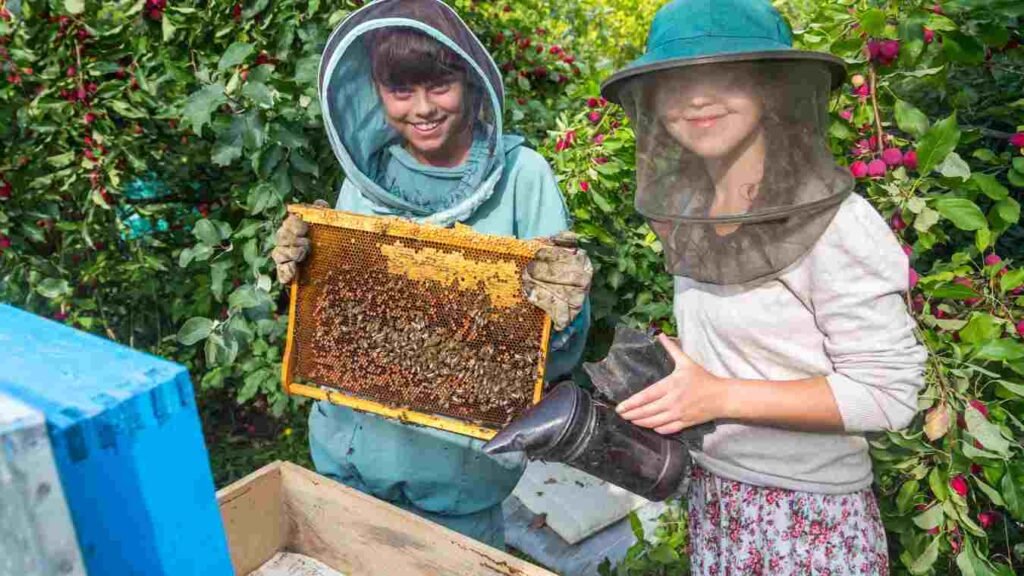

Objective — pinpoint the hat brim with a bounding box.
[601,48,847,105]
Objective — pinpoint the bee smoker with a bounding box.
[483,325,714,501]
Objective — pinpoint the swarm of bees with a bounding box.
[302,260,543,427]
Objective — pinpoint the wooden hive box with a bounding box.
[218,461,556,576]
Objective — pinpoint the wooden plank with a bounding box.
[217,462,289,576]
[279,462,555,576]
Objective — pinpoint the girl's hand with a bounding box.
[616,334,727,435]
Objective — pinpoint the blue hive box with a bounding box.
[0,304,233,576]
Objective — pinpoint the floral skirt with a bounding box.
[686,466,889,576]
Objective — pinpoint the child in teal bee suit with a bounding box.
[270,0,591,549]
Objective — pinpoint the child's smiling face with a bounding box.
[377,78,470,165]
[654,67,764,159]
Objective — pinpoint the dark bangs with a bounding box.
[366,27,467,88]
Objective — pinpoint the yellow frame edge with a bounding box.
[288,382,498,441]
[288,204,545,258]
[280,276,300,399]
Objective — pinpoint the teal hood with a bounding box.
[318,0,515,226]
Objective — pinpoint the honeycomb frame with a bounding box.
[281,205,552,440]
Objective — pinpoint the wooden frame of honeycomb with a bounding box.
[281,205,552,440]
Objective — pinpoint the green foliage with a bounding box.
[0,0,1022,573]
[598,502,690,576]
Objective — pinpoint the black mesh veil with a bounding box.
[611,59,852,285]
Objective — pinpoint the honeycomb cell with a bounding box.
[285,207,550,431]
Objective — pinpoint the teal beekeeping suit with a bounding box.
[308,0,589,549]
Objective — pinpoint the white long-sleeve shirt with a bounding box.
[677,192,927,494]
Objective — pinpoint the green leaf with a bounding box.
[914,207,940,232]
[975,227,991,252]
[243,111,265,150]
[938,152,971,181]
[1002,467,1024,520]
[46,152,75,168]
[1010,168,1024,189]
[242,0,270,19]
[272,166,292,197]
[960,313,1002,345]
[648,543,680,565]
[974,478,1005,506]
[897,479,920,514]
[178,247,195,268]
[957,539,998,576]
[182,83,227,137]
[943,31,987,64]
[1000,269,1024,293]
[212,137,243,166]
[591,190,614,213]
[227,316,255,345]
[162,14,176,42]
[108,99,147,119]
[966,406,1011,456]
[995,198,1020,225]
[228,286,261,310]
[916,114,961,176]
[972,173,1009,200]
[912,504,944,530]
[294,55,320,86]
[65,0,85,14]
[929,466,949,501]
[859,9,886,36]
[973,149,998,163]
[935,197,987,231]
[247,182,280,215]
[218,42,254,71]
[575,222,616,246]
[205,333,228,366]
[36,278,70,299]
[926,14,958,31]
[892,65,945,79]
[907,197,927,214]
[290,151,319,176]
[177,317,214,345]
[1014,158,1024,173]
[974,339,1024,362]
[998,379,1024,397]
[193,219,223,246]
[977,21,1010,48]
[193,244,215,262]
[239,368,269,404]
[928,282,979,299]
[895,100,930,138]
[273,124,309,149]
[594,161,622,176]
[628,511,644,540]
[241,81,275,108]
[211,261,231,302]
[829,121,854,140]
[908,537,940,575]
[201,367,228,390]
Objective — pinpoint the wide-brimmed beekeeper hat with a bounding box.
[602,0,845,103]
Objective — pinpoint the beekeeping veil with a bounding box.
[601,0,853,285]
[319,0,508,226]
